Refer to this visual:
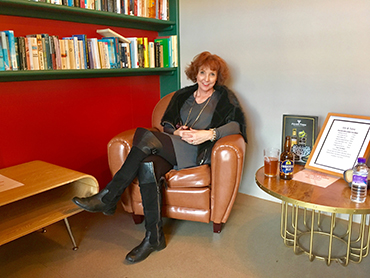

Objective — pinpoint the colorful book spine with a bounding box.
[72,34,89,69]
[58,38,67,69]
[42,34,53,70]
[154,37,169,67]
[127,37,138,68]
[0,31,11,70]
[143,37,149,68]
[36,34,45,70]
[148,41,155,68]
[0,39,5,71]
[17,37,28,70]
[4,30,18,71]
[26,35,39,70]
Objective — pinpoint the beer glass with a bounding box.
[264,148,280,177]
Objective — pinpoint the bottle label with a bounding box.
[280,160,294,175]
[352,175,368,186]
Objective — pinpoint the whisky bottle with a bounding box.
[280,136,295,180]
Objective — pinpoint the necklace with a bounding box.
[183,91,213,129]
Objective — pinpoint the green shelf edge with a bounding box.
[0,68,176,82]
[0,0,175,31]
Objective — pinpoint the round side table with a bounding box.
[255,165,370,266]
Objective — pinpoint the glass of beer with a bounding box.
[264,148,280,177]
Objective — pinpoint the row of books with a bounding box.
[0,29,178,71]
[32,0,170,20]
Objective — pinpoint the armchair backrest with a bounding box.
[152,92,175,131]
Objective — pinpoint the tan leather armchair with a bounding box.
[107,92,246,233]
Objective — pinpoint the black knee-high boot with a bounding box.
[72,128,163,215]
[125,161,167,263]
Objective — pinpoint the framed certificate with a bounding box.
[305,113,370,177]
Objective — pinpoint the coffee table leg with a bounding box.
[326,213,336,265]
[293,205,301,254]
[64,218,78,251]
[308,209,315,261]
[281,202,293,246]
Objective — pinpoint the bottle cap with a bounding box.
[358,157,366,164]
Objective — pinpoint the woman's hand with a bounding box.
[176,127,213,145]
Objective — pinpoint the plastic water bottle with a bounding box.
[350,157,369,203]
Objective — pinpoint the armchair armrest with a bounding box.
[107,129,136,176]
[210,134,246,224]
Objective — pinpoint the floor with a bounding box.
[1,193,370,278]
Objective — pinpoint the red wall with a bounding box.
[0,15,161,187]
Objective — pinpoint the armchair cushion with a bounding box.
[165,165,211,188]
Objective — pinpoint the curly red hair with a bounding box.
[185,51,230,85]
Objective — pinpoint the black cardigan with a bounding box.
[161,84,247,165]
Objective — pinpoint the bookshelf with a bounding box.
[0,0,180,97]
[0,0,180,188]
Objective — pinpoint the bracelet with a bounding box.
[210,128,217,142]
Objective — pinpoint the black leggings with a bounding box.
[137,128,177,183]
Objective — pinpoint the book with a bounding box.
[72,34,89,69]
[0,31,11,70]
[63,38,75,69]
[154,37,169,67]
[36,34,45,70]
[59,38,68,69]
[137,37,144,67]
[88,38,101,69]
[52,36,62,70]
[41,34,53,70]
[86,39,94,69]
[4,30,18,71]
[143,37,149,68]
[148,0,156,18]
[122,0,129,15]
[26,35,39,70]
[154,41,161,67]
[159,0,169,20]
[96,28,131,43]
[127,37,139,68]
[170,35,178,67]
[281,114,319,165]
[100,37,120,68]
[49,35,57,70]
[155,35,177,68]
[148,41,155,68]
[98,40,110,69]
[120,42,131,68]
[0,39,5,71]
[24,37,31,70]
[63,37,80,69]
[17,36,28,70]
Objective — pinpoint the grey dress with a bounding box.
[164,90,240,169]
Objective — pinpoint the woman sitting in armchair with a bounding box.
[72,51,247,263]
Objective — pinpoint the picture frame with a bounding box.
[305,113,370,177]
[281,114,319,165]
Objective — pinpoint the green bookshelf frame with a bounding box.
[0,0,180,97]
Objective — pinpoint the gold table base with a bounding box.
[281,202,370,266]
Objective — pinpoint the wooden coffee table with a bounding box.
[0,160,99,250]
[255,165,370,266]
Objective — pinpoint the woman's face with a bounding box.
[196,66,218,94]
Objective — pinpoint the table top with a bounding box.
[0,160,99,206]
[255,165,370,214]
